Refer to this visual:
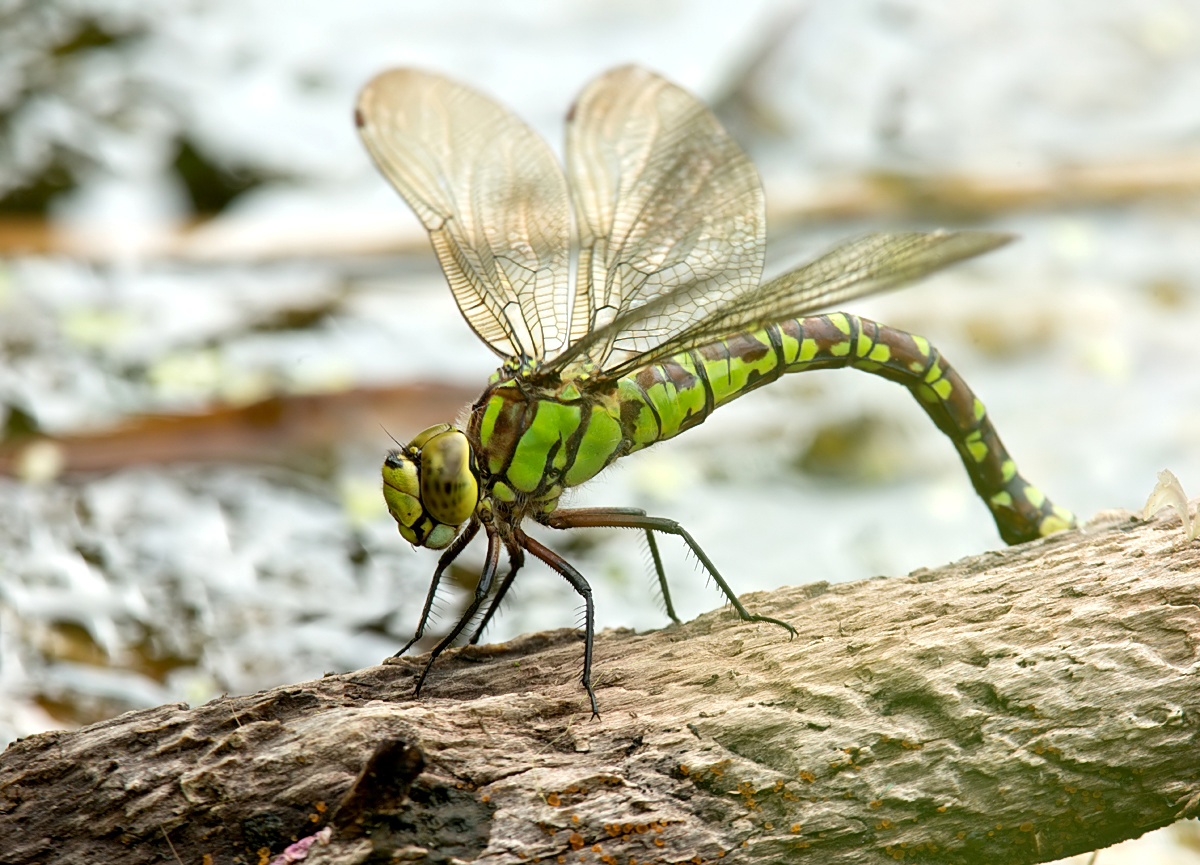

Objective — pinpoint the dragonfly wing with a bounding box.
[357,69,571,362]
[591,230,1013,381]
[551,65,766,374]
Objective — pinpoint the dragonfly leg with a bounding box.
[467,539,525,645]
[413,527,501,698]
[517,529,600,718]
[542,506,681,623]
[643,528,681,624]
[547,508,795,638]
[394,518,480,658]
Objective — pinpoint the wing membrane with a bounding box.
[588,230,1013,382]
[357,69,1009,387]
[357,69,571,362]
[549,66,766,374]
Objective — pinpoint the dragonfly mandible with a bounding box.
[356,65,1076,716]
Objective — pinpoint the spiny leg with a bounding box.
[467,538,525,645]
[546,507,795,638]
[413,527,501,697]
[643,527,680,623]
[394,518,480,658]
[539,506,680,623]
[518,529,600,718]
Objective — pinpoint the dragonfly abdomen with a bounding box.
[612,326,788,453]
[616,313,1076,544]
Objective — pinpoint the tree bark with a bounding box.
[2,509,1198,865]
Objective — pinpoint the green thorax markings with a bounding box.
[469,377,626,509]
[468,327,797,507]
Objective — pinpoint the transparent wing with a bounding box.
[588,230,1013,382]
[547,65,766,374]
[356,68,571,362]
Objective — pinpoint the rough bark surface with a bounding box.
[2,509,1199,865]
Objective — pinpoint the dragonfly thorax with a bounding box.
[382,423,480,549]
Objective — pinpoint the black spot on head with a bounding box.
[384,452,403,467]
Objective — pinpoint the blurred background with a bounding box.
[0,1,1198,860]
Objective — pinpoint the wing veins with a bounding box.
[357,69,571,363]
[582,230,1013,383]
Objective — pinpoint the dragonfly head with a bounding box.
[382,423,480,549]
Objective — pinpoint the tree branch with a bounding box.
[2,509,1198,865]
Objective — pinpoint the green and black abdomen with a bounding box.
[470,312,1074,544]
[614,313,1075,544]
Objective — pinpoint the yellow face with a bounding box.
[381,424,480,549]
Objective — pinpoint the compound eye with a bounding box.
[419,429,479,526]
[407,422,455,451]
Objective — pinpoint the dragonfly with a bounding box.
[356,65,1076,716]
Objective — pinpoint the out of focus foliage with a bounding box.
[0,2,268,216]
